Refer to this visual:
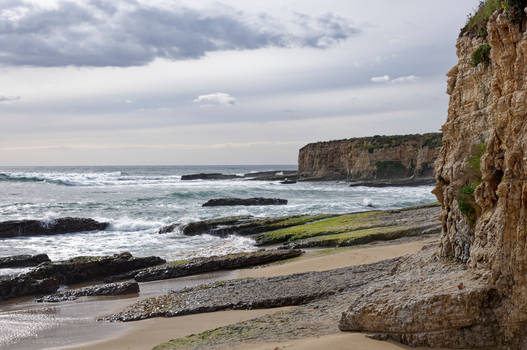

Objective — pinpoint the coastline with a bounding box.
[51,235,438,350]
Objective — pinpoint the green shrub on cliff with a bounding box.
[472,44,491,66]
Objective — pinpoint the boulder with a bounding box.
[0,218,109,238]
[0,254,51,268]
[202,197,287,207]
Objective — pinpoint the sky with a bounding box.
[0,0,481,166]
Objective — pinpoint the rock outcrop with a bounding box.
[181,173,242,180]
[298,133,441,181]
[202,197,287,207]
[0,218,109,238]
[339,6,527,349]
[0,252,165,300]
[36,281,139,303]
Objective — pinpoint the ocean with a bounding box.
[0,165,436,262]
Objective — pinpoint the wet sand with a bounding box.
[59,235,438,350]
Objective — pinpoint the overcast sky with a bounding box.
[0,0,480,166]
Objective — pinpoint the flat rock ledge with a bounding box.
[103,257,397,322]
[135,250,303,282]
[0,254,50,268]
[0,217,109,238]
[36,281,139,302]
[202,198,287,207]
[348,177,435,187]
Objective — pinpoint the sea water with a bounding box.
[0,165,436,261]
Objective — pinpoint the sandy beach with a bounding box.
[54,236,439,350]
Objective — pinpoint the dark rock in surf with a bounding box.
[181,173,242,180]
[243,171,298,181]
[0,218,109,238]
[135,250,303,282]
[0,254,51,268]
[36,281,139,303]
[202,198,287,207]
[280,179,297,184]
[176,216,253,236]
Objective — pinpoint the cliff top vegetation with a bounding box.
[300,133,442,151]
[461,0,526,38]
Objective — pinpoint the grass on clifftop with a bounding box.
[254,211,382,245]
[462,0,527,38]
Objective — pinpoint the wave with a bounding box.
[0,173,71,186]
[0,172,183,187]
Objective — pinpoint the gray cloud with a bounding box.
[0,1,359,67]
[0,95,20,102]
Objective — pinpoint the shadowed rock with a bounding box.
[36,281,139,302]
[0,254,50,268]
[202,198,287,207]
[348,177,435,187]
[135,250,303,282]
[0,218,109,238]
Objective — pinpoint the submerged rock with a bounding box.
[0,254,50,268]
[202,197,287,207]
[181,173,242,180]
[348,177,435,187]
[135,250,303,282]
[0,218,109,238]
[36,281,139,302]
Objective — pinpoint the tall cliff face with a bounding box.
[298,134,441,180]
[339,6,527,349]
[434,8,527,346]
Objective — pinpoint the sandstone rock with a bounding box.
[0,254,50,268]
[298,133,441,181]
[36,281,139,302]
[202,198,287,207]
[0,218,109,238]
[340,7,527,349]
[181,173,242,180]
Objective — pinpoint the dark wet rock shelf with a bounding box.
[36,281,139,303]
[0,254,50,268]
[202,197,287,207]
[0,252,165,300]
[135,250,303,282]
[348,177,435,187]
[0,217,109,238]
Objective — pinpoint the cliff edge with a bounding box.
[298,133,441,181]
[339,3,527,348]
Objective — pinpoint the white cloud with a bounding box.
[370,75,420,84]
[193,92,237,106]
[391,75,420,84]
[370,75,390,83]
[0,95,20,103]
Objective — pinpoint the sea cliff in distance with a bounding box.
[298,133,442,184]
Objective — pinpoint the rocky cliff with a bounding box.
[298,133,441,181]
[339,3,527,348]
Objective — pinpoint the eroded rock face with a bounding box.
[340,9,527,348]
[298,133,441,181]
[0,218,109,238]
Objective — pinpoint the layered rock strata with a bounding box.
[298,133,441,181]
[339,8,527,348]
